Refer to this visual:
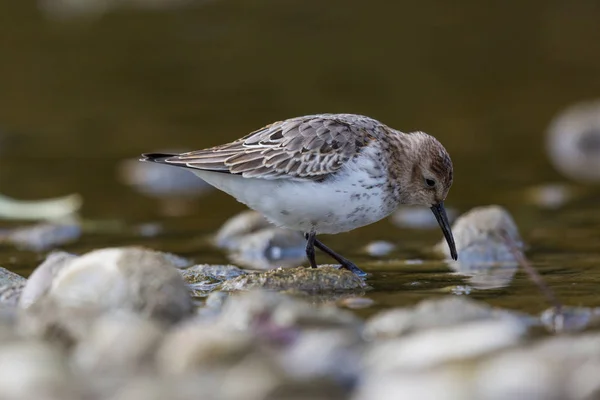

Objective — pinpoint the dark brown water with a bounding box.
[1,1,600,318]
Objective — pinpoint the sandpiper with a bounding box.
[141,113,457,276]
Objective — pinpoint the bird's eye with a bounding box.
[425,178,436,187]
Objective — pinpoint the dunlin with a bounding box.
[141,114,457,276]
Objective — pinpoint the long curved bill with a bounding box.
[430,202,458,260]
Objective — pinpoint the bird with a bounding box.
[140,113,457,276]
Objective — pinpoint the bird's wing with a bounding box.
[160,114,378,181]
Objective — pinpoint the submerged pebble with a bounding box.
[435,205,523,289]
[546,99,600,182]
[220,266,367,293]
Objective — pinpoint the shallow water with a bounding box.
[1,1,600,320]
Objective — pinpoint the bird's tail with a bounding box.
[139,153,177,164]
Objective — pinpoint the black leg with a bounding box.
[313,238,367,277]
[304,231,318,268]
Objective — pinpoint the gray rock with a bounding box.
[353,369,471,400]
[220,266,366,293]
[215,210,273,250]
[0,266,26,285]
[277,328,364,386]
[475,334,600,400]
[540,306,600,333]
[217,290,361,334]
[43,247,194,324]
[72,312,164,375]
[364,318,526,372]
[229,227,307,270]
[118,154,212,198]
[0,281,25,307]
[156,322,254,375]
[19,251,76,309]
[0,222,81,251]
[364,296,531,339]
[546,99,600,182]
[0,340,80,400]
[179,264,246,285]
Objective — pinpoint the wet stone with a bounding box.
[220,266,367,293]
[179,264,246,285]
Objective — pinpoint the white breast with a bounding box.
[191,145,396,234]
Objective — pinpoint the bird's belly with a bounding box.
[193,169,395,234]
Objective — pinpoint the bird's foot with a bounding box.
[337,260,368,277]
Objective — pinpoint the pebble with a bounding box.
[156,322,253,375]
[0,340,80,400]
[546,99,600,182]
[364,296,531,339]
[0,192,82,221]
[45,247,194,324]
[118,153,212,198]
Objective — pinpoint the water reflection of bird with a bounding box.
[436,205,523,290]
[142,114,457,276]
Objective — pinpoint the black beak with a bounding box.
[430,202,458,260]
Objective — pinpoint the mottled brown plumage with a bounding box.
[141,113,457,276]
